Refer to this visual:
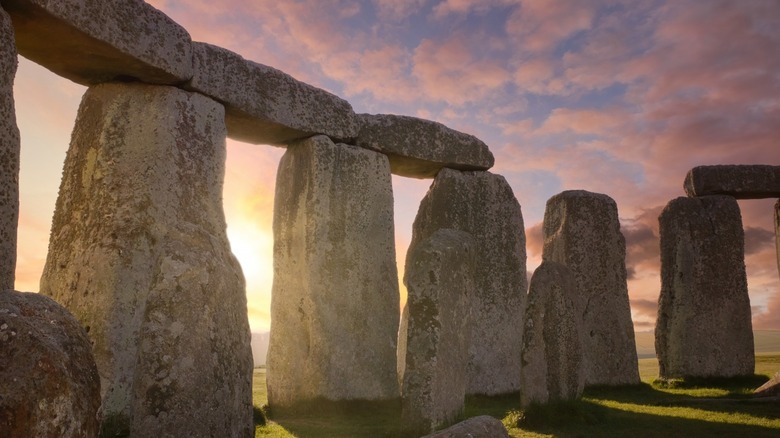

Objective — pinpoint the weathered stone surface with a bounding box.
[754,370,780,398]
[1,6,19,290]
[521,261,584,407]
[684,165,780,199]
[542,190,639,386]
[355,114,494,178]
[656,195,754,379]
[399,228,475,435]
[268,135,399,407]
[39,83,253,437]
[421,415,511,438]
[186,42,359,146]
[410,168,526,395]
[1,0,192,85]
[0,290,101,438]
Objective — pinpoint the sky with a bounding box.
[11,0,780,334]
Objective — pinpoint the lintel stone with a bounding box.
[186,42,359,146]
[355,114,494,178]
[1,0,192,85]
[684,165,780,199]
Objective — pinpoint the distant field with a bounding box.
[634,330,780,359]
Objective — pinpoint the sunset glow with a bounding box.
[11,0,780,333]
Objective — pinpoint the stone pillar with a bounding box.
[40,83,253,437]
[399,229,475,435]
[542,190,639,386]
[521,261,584,407]
[268,135,400,407]
[410,168,527,396]
[1,7,20,290]
[656,195,754,379]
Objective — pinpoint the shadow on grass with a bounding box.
[268,398,406,438]
[511,376,780,438]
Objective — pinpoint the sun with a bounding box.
[226,220,274,332]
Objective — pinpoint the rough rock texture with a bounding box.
[268,135,399,407]
[355,114,494,178]
[521,261,584,407]
[410,168,526,395]
[186,42,358,145]
[656,196,754,379]
[1,0,192,85]
[683,165,780,199]
[398,229,475,435]
[1,6,19,290]
[39,83,253,437]
[542,190,639,386]
[421,415,511,438]
[0,289,101,438]
[754,371,780,398]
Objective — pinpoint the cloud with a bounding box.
[744,226,775,256]
[525,221,544,258]
[373,0,428,21]
[506,0,597,53]
[631,298,658,320]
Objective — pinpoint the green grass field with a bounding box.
[253,354,780,437]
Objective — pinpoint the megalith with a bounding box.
[1,290,101,438]
[521,261,584,407]
[656,195,754,379]
[40,83,253,437]
[1,6,20,290]
[684,165,780,199]
[355,114,494,178]
[398,228,475,435]
[542,190,639,386]
[268,135,400,407]
[410,168,526,396]
[421,415,511,438]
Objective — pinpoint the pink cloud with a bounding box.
[506,0,597,53]
[412,36,511,105]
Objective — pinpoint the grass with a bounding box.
[253,354,780,437]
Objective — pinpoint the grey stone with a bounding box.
[399,228,475,435]
[2,0,192,85]
[0,290,101,438]
[521,261,584,407]
[421,415,511,438]
[656,195,754,379]
[542,190,639,386]
[268,135,399,407]
[1,6,19,290]
[655,196,755,378]
[409,168,526,395]
[355,114,494,178]
[754,370,780,398]
[39,83,253,437]
[684,165,780,199]
[186,42,359,146]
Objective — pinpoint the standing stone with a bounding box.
[410,168,526,396]
[399,229,475,435]
[542,190,639,386]
[521,261,584,407]
[40,83,253,437]
[1,290,101,438]
[656,195,754,379]
[1,7,20,291]
[268,135,399,407]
